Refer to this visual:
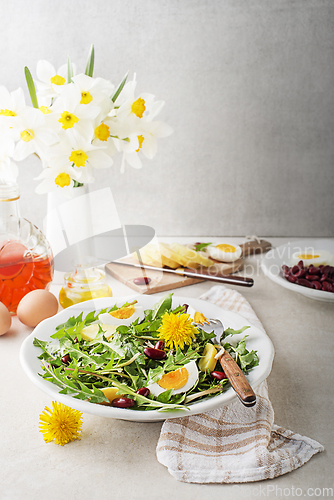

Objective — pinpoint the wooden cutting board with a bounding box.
[105,239,271,295]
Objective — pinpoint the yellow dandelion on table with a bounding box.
[157,312,198,350]
[39,401,83,446]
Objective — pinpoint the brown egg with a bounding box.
[0,302,12,335]
[17,290,59,327]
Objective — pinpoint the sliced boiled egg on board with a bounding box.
[147,360,199,396]
[290,250,333,267]
[99,303,143,327]
[206,243,242,262]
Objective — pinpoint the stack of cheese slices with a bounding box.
[133,243,215,270]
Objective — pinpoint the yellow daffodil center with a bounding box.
[95,123,110,141]
[80,91,93,104]
[157,312,198,350]
[69,150,88,167]
[131,98,146,118]
[59,111,79,130]
[0,109,17,116]
[136,135,145,152]
[55,173,71,188]
[20,129,34,142]
[109,304,135,320]
[39,106,51,115]
[51,75,66,86]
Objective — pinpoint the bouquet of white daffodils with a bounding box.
[0,46,172,196]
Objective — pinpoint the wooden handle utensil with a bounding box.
[215,349,257,407]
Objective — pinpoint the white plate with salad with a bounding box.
[20,293,275,422]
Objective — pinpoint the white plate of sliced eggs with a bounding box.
[261,239,334,302]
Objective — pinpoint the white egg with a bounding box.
[99,304,143,327]
[207,243,242,262]
[290,250,333,267]
[147,360,199,396]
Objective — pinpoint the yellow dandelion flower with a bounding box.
[157,312,198,350]
[39,401,83,446]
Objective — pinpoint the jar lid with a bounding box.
[0,183,20,201]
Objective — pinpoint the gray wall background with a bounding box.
[1,0,333,237]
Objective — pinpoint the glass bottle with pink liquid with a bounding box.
[0,181,54,314]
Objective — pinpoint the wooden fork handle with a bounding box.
[217,350,256,407]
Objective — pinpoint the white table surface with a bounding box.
[1,237,333,500]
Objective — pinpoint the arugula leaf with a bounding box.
[146,365,165,385]
[222,325,250,339]
[33,338,58,359]
[157,389,174,403]
[194,242,212,252]
[152,293,172,320]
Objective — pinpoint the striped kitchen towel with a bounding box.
[156,285,324,483]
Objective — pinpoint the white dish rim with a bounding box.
[261,238,334,302]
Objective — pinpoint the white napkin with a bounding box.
[156,285,324,483]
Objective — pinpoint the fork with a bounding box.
[195,318,257,407]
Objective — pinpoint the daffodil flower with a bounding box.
[71,74,114,120]
[12,108,59,162]
[35,163,83,196]
[49,83,100,140]
[35,60,76,101]
[48,129,113,184]
[114,75,165,123]
[0,86,26,139]
[107,112,173,172]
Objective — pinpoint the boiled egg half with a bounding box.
[290,250,333,267]
[207,243,242,262]
[147,360,199,396]
[99,303,143,327]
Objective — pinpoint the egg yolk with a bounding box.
[193,311,207,325]
[297,254,320,259]
[216,244,236,253]
[158,367,189,390]
[109,304,135,319]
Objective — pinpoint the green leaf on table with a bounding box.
[24,66,38,108]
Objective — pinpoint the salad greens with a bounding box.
[33,294,259,412]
